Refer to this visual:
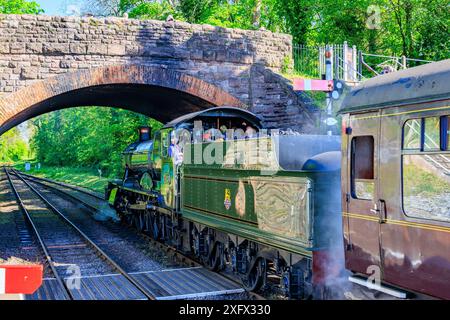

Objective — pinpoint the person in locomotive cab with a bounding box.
[245,125,257,139]
[169,132,183,166]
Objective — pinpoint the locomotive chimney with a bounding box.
[138,126,151,142]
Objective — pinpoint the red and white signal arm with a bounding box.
[293,78,334,92]
[0,265,43,294]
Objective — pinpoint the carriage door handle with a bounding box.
[371,200,387,223]
[370,203,379,215]
[378,199,387,224]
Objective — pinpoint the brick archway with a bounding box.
[0,64,245,136]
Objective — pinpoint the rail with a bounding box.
[15,171,265,300]
[4,168,73,300]
[7,169,156,300]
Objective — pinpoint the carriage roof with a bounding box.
[163,106,263,129]
[339,59,450,114]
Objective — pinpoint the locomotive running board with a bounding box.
[349,275,408,299]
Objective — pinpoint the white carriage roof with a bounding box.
[340,59,450,114]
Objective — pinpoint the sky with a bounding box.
[35,0,85,16]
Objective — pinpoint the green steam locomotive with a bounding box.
[106,107,342,299]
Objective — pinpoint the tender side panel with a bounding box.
[181,165,314,256]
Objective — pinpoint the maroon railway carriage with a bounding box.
[339,59,450,299]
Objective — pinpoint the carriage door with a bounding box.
[345,111,382,275]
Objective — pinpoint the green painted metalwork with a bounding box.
[108,187,118,205]
[181,140,315,252]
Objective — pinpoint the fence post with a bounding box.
[343,41,348,82]
[402,55,407,69]
[358,50,363,81]
[352,45,357,81]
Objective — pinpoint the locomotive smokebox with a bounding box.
[138,126,151,142]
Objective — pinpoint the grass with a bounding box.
[13,163,112,193]
[403,163,450,196]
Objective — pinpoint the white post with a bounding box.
[352,45,357,81]
[343,41,348,82]
[325,45,333,136]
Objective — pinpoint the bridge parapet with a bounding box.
[0,14,291,91]
[0,14,320,132]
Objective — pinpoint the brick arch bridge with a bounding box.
[0,14,319,135]
[0,64,245,135]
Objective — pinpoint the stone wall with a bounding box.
[0,14,319,131]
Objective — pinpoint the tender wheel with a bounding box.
[241,258,266,292]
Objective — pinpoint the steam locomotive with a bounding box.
[107,59,450,300]
[106,107,342,299]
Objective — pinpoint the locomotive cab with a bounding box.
[155,107,263,209]
[106,107,263,209]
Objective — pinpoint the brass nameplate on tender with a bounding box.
[250,176,311,242]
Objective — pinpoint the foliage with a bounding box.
[0,0,43,14]
[0,127,30,163]
[31,107,162,178]
[123,0,178,20]
[306,0,449,60]
[82,0,122,16]
[280,55,293,74]
[14,163,109,192]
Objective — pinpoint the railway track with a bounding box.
[5,168,156,300]
[9,169,264,300]
[3,168,247,300]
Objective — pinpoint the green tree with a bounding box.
[31,107,162,177]
[0,0,43,14]
[0,127,30,163]
[120,0,178,20]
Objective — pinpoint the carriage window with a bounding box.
[402,115,450,223]
[424,117,440,151]
[403,119,421,150]
[403,154,450,223]
[351,136,374,200]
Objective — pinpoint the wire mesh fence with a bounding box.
[293,43,360,81]
[293,42,434,82]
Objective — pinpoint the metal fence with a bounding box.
[293,44,322,79]
[293,42,361,82]
[293,42,433,82]
[359,53,432,78]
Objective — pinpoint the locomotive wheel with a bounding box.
[203,243,222,271]
[124,214,133,226]
[134,213,144,231]
[151,215,160,240]
[241,258,266,292]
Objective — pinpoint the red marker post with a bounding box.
[0,265,43,296]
